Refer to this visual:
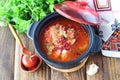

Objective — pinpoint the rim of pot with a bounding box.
[33,12,94,68]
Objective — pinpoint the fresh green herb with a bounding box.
[0,0,64,33]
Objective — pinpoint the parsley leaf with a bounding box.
[0,0,64,34]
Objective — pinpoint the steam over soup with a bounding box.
[39,18,89,62]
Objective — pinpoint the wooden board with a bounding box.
[51,53,120,80]
[14,34,51,80]
[1,27,120,80]
[0,27,15,80]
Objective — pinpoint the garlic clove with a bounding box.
[86,63,99,76]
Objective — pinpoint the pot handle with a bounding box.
[27,22,39,40]
[90,35,102,53]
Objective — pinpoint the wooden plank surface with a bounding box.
[14,34,51,80]
[0,27,15,80]
[50,53,120,80]
[51,54,102,80]
[51,67,86,80]
[0,27,120,80]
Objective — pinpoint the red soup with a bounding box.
[39,17,89,62]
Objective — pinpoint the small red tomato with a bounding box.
[22,54,38,68]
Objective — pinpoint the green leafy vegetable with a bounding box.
[0,0,64,33]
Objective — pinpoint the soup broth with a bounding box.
[39,17,89,62]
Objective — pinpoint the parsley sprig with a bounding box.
[0,0,64,33]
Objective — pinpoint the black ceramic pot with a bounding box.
[27,12,101,69]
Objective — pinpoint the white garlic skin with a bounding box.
[86,63,99,76]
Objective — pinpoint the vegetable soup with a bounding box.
[39,17,89,62]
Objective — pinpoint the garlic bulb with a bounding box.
[86,63,99,76]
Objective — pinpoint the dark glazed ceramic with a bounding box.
[27,12,101,69]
